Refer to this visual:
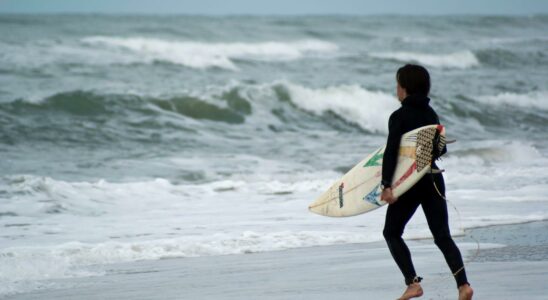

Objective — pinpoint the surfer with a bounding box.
[380,64,473,300]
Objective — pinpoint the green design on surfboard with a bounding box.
[363,148,383,167]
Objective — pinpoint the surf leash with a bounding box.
[427,132,481,285]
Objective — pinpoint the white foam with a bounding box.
[369,50,480,69]
[453,185,548,203]
[2,159,548,296]
[0,230,376,266]
[445,140,543,165]
[441,140,547,193]
[283,82,399,133]
[476,91,548,110]
[0,230,376,296]
[81,36,339,70]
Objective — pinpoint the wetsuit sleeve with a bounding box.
[381,111,403,188]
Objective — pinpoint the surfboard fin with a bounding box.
[446,139,457,144]
[431,168,445,174]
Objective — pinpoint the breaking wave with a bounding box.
[475,91,548,110]
[280,82,398,133]
[81,36,339,70]
[369,50,480,69]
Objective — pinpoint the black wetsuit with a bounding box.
[381,94,468,287]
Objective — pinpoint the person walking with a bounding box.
[380,64,474,300]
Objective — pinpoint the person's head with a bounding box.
[396,64,430,101]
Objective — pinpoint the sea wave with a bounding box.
[0,173,334,219]
[475,91,548,110]
[0,82,398,139]
[81,36,339,70]
[448,141,543,164]
[441,140,548,190]
[1,89,250,122]
[369,50,480,69]
[2,82,544,145]
[280,82,398,133]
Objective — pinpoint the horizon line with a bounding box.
[1,12,547,17]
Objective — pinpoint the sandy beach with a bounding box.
[4,221,547,300]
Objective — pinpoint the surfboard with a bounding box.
[308,124,446,217]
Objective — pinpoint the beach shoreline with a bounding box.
[4,220,547,300]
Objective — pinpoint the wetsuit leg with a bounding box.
[383,187,422,285]
[421,174,469,287]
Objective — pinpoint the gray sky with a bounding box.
[1,0,547,15]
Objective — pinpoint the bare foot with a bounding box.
[458,284,473,300]
[397,283,423,300]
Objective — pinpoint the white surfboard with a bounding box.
[309,124,446,217]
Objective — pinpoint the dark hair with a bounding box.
[396,64,430,96]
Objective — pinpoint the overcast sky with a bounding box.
[1,0,547,15]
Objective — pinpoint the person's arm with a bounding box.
[440,142,448,157]
[433,109,448,157]
[381,111,403,189]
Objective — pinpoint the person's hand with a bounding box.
[381,187,397,204]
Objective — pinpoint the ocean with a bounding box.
[0,14,547,296]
